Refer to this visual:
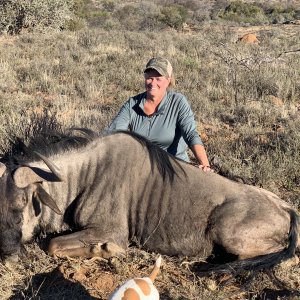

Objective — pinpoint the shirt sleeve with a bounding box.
[108,99,131,131]
[177,95,203,146]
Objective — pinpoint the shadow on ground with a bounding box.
[9,267,98,300]
[254,288,300,300]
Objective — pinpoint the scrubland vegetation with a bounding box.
[0,0,300,299]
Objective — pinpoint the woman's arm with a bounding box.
[190,144,213,172]
[176,95,213,172]
[108,100,131,131]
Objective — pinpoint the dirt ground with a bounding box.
[1,241,299,300]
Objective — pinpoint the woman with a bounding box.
[109,57,212,171]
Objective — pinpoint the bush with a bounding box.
[138,2,165,31]
[210,0,230,20]
[113,5,141,31]
[160,4,188,29]
[64,17,87,31]
[265,5,297,24]
[0,0,74,34]
[219,1,268,25]
[70,0,114,29]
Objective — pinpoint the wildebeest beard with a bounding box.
[0,172,23,260]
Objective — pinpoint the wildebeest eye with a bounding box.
[15,216,22,225]
[12,209,22,225]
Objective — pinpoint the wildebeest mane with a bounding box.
[1,128,99,168]
[1,128,186,182]
[112,130,186,183]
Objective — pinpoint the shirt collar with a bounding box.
[139,91,168,115]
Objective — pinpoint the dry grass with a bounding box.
[0,22,300,299]
[1,243,300,299]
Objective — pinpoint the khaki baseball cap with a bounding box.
[144,57,173,78]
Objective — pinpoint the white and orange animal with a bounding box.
[109,256,162,300]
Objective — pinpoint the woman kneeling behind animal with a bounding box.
[109,57,213,172]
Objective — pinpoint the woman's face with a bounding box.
[144,69,170,100]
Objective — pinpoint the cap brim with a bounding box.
[144,66,168,78]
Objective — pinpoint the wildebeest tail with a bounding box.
[149,255,162,282]
[197,209,299,275]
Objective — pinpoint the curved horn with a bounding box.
[35,184,62,215]
[0,162,6,178]
[34,152,64,181]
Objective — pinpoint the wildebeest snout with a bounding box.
[0,227,22,262]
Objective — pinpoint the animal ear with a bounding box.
[13,166,44,188]
[13,166,63,188]
[0,162,6,178]
[34,184,62,215]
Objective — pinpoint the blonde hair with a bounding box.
[168,74,175,89]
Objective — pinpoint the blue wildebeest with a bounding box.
[0,130,298,274]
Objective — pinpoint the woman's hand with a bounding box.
[190,145,213,173]
[199,165,214,172]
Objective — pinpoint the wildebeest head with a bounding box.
[0,155,63,262]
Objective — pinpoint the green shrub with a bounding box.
[113,5,141,30]
[160,4,188,29]
[72,0,111,28]
[219,1,268,25]
[0,0,74,34]
[210,0,230,20]
[265,5,297,24]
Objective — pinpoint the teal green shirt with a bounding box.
[108,90,203,162]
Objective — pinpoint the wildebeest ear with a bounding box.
[34,184,62,215]
[13,167,44,188]
[0,162,6,178]
[13,166,63,188]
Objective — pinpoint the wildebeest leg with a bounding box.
[208,199,290,259]
[48,229,126,259]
